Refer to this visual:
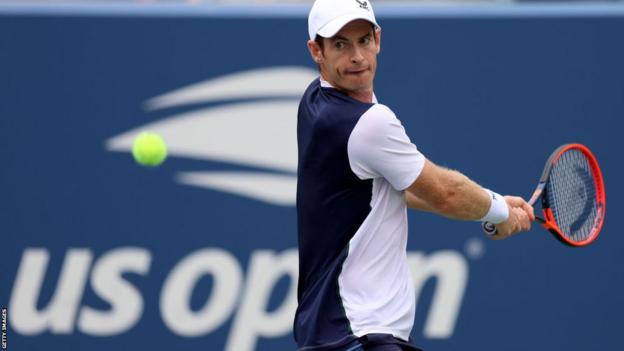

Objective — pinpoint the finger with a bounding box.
[487,225,506,240]
[495,230,511,240]
[510,208,528,234]
[521,201,535,222]
[497,220,515,239]
[488,233,504,241]
[518,209,531,232]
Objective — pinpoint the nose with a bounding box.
[351,46,364,64]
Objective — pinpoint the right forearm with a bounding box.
[406,159,530,238]
[406,160,492,221]
[434,168,491,221]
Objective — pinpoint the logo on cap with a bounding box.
[355,0,369,11]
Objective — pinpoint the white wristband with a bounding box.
[479,189,509,224]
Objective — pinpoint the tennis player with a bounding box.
[295,0,535,350]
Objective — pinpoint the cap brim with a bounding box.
[316,13,379,39]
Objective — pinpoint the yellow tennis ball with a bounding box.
[132,131,167,167]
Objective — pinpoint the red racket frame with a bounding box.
[527,143,606,247]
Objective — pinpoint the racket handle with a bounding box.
[483,217,546,236]
[482,221,497,236]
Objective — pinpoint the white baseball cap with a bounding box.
[308,0,380,41]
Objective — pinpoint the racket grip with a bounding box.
[482,221,497,236]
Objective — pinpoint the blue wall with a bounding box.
[1,5,623,351]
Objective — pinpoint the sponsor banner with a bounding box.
[1,6,623,351]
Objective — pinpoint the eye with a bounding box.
[334,41,346,49]
[361,36,371,45]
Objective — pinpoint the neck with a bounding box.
[320,75,374,103]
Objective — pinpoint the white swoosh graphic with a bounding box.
[177,171,296,206]
[107,66,317,206]
[144,66,316,111]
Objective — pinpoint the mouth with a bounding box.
[345,68,369,76]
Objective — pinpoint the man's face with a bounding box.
[309,19,381,95]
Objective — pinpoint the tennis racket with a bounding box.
[483,143,606,247]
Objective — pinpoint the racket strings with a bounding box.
[546,150,599,242]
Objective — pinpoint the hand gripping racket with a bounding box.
[483,143,606,247]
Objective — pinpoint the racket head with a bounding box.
[539,143,606,247]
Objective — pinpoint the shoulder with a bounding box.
[366,103,396,117]
[352,103,402,138]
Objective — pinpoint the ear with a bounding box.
[307,39,324,64]
[374,28,381,54]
